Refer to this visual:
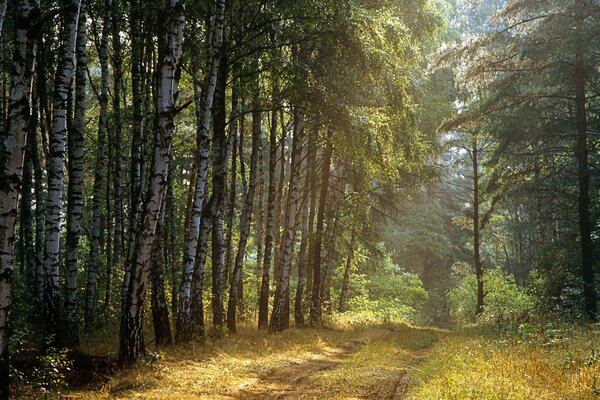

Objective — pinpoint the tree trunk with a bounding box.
[338,230,356,313]
[255,131,266,307]
[321,204,341,314]
[20,122,34,284]
[119,0,184,366]
[177,0,225,341]
[304,116,319,308]
[269,108,304,333]
[0,1,38,396]
[273,121,287,285]
[227,79,260,333]
[574,0,596,320]
[258,84,279,329]
[123,0,146,315]
[31,73,45,302]
[309,129,333,327]
[64,0,87,348]
[167,173,178,317]
[294,194,309,327]
[191,196,211,336]
[111,0,124,269]
[224,88,238,291]
[472,137,484,316]
[44,0,81,348]
[210,47,230,331]
[151,201,173,347]
[86,0,110,325]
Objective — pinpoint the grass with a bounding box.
[64,320,441,399]
[406,323,600,400]
[20,318,600,399]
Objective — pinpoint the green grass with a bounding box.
[406,324,600,400]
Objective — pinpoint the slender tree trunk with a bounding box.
[338,230,356,313]
[64,0,87,348]
[258,84,278,329]
[151,200,173,346]
[309,129,333,327]
[255,133,266,307]
[269,108,304,333]
[167,173,178,317]
[212,208,226,328]
[44,0,81,347]
[87,0,110,325]
[574,0,596,320]
[273,120,287,284]
[119,0,184,366]
[31,74,45,302]
[472,137,484,316]
[0,1,38,396]
[20,127,34,284]
[227,79,260,333]
[177,0,225,341]
[191,196,211,336]
[124,0,146,314]
[294,195,309,327]
[304,116,318,306]
[210,47,230,330]
[224,100,238,291]
[321,204,341,314]
[111,0,124,269]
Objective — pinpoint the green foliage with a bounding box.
[448,267,534,324]
[10,333,72,397]
[340,248,429,323]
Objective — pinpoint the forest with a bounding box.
[0,0,600,398]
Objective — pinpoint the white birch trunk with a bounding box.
[64,0,87,348]
[269,109,305,332]
[0,0,38,397]
[85,0,111,326]
[119,0,185,365]
[177,0,225,342]
[43,0,81,346]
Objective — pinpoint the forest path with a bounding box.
[70,323,442,399]
[234,328,433,400]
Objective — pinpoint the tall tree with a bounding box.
[269,107,304,333]
[227,75,260,333]
[64,0,87,347]
[0,0,39,396]
[86,0,111,325]
[309,129,333,327]
[43,0,82,347]
[119,0,185,365]
[177,0,226,342]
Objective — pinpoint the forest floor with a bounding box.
[63,322,441,399]
[54,321,600,399]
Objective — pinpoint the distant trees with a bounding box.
[435,0,600,320]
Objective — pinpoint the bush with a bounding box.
[448,267,534,325]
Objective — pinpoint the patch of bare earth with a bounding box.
[236,328,435,400]
[364,347,431,400]
[236,341,365,399]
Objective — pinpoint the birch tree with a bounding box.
[85,0,111,326]
[119,0,185,365]
[43,0,81,346]
[64,0,87,347]
[176,0,225,341]
[270,108,304,333]
[0,1,39,396]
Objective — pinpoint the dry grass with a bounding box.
[406,325,600,400]
[66,321,441,399]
